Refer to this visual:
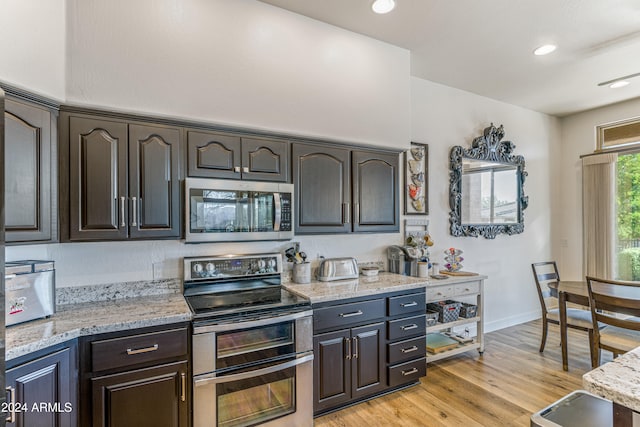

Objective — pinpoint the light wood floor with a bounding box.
[315,319,613,427]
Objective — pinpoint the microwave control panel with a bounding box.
[280,193,292,231]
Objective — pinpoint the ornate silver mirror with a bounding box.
[449,124,528,239]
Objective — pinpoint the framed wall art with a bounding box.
[404,142,428,215]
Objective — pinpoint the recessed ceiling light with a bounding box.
[372,0,395,14]
[533,44,557,56]
[609,81,630,89]
[598,72,640,87]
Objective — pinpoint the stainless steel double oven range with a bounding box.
[183,253,313,427]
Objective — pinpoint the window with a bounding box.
[616,151,640,280]
[598,117,640,151]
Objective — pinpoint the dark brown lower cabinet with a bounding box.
[313,323,386,414]
[91,361,188,427]
[312,289,427,416]
[79,323,190,427]
[5,345,76,427]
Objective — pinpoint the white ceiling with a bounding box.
[259,0,640,117]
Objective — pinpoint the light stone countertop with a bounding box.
[6,292,192,361]
[583,346,640,412]
[283,272,430,304]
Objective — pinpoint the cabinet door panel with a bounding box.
[69,117,127,240]
[352,150,399,232]
[241,137,289,182]
[129,124,181,238]
[313,329,351,413]
[91,361,188,427]
[351,323,386,400]
[187,131,241,179]
[293,143,351,234]
[6,347,74,427]
[4,99,52,242]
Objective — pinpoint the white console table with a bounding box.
[426,274,487,363]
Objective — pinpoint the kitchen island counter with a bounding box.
[6,292,192,361]
[283,272,428,303]
[583,345,640,414]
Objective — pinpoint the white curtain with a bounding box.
[582,153,618,279]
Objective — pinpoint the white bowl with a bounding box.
[361,267,379,276]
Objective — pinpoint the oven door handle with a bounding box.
[194,353,313,386]
[193,309,313,334]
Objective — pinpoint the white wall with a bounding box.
[0,0,66,100]
[559,97,640,280]
[5,0,411,287]
[1,0,568,335]
[411,77,562,332]
[65,0,411,147]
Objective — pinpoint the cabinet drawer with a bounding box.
[314,299,385,331]
[450,281,480,297]
[388,357,426,388]
[388,336,426,365]
[91,327,188,372]
[387,314,426,341]
[388,292,426,317]
[426,285,453,302]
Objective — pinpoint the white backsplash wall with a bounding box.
[5,234,403,288]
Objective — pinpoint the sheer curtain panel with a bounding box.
[582,153,617,279]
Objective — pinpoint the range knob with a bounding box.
[257,260,266,269]
[193,263,203,274]
[205,263,216,272]
[267,258,276,269]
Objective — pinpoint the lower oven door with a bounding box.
[193,353,313,427]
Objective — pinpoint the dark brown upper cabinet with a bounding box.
[352,150,399,233]
[187,130,289,182]
[292,143,351,234]
[4,98,57,243]
[293,142,399,234]
[62,113,181,241]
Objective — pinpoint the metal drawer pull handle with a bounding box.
[401,301,418,308]
[180,373,186,402]
[401,345,419,353]
[345,337,351,360]
[131,196,138,227]
[401,367,419,376]
[120,196,126,227]
[401,324,418,331]
[353,337,359,359]
[126,344,159,355]
[5,386,16,422]
[340,310,363,318]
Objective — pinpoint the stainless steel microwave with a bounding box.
[185,178,294,243]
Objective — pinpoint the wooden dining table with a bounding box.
[548,281,590,371]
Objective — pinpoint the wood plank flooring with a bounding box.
[315,319,613,427]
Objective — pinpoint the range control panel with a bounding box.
[184,254,282,281]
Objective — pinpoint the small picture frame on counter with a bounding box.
[404,142,428,215]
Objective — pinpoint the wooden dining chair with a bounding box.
[586,276,640,368]
[531,262,595,354]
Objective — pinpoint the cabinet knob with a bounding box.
[243,167,249,173]
[234,166,241,173]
